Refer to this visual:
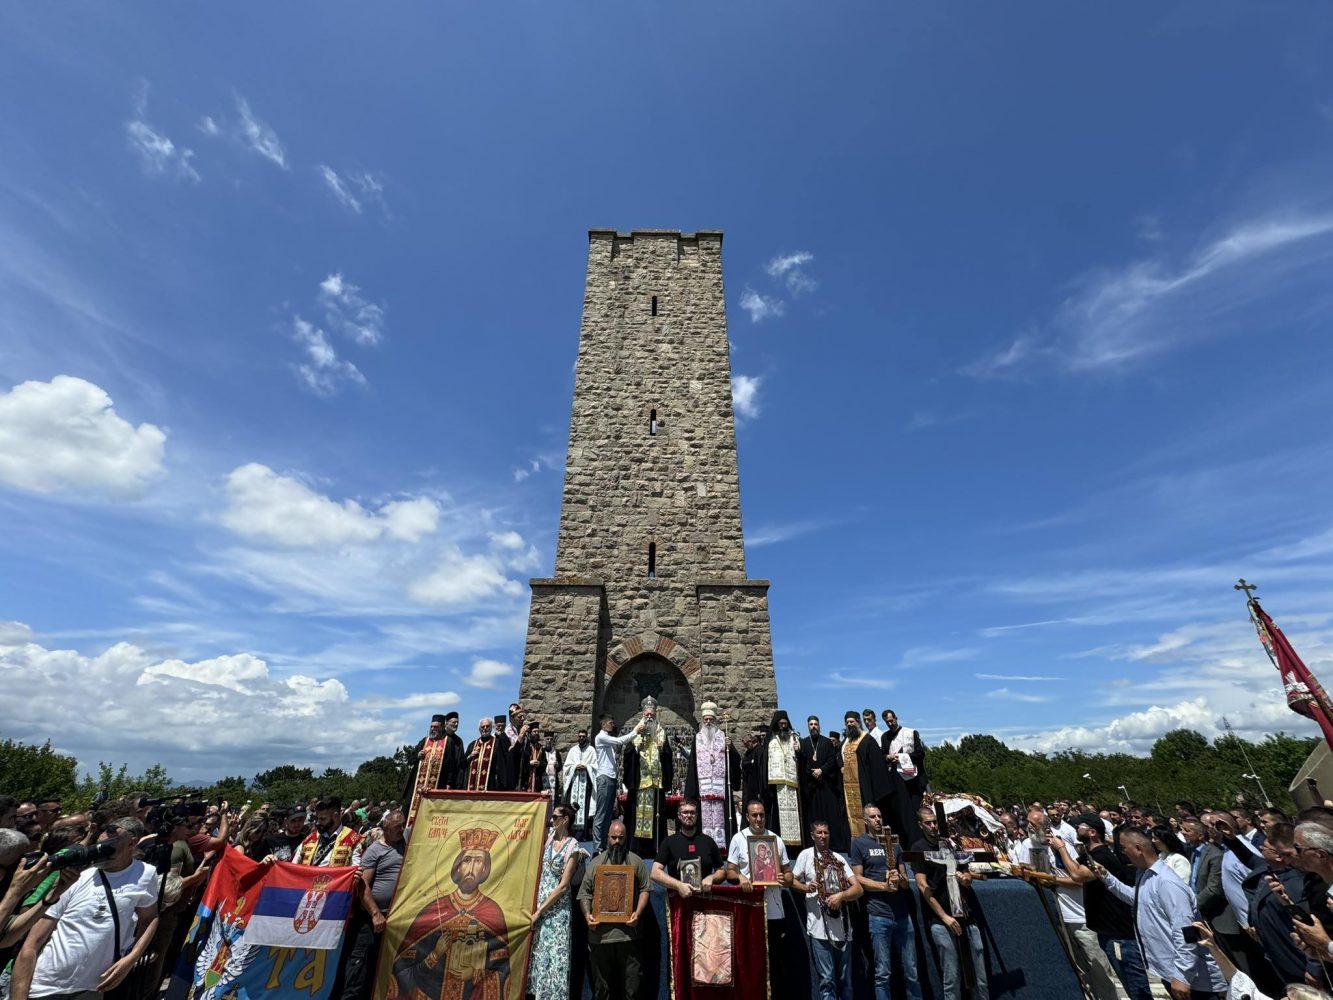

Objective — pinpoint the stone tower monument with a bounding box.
[517,229,779,741]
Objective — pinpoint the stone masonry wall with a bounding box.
[518,230,779,745]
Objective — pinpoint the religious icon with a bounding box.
[691,911,734,986]
[591,865,635,923]
[678,858,702,891]
[390,826,512,1000]
[747,835,781,886]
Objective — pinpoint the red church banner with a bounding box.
[667,885,769,999]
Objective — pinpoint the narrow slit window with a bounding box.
[649,409,657,436]
[651,295,658,316]
[648,542,657,578]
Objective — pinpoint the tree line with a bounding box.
[0,728,1318,814]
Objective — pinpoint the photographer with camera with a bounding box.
[9,817,159,1000]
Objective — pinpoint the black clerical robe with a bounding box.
[464,736,513,791]
[845,733,920,845]
[622,735,674,856]
[401,733,466,804]
[799,734,851,851]
[511,734,549,794]
[683,739,741,845]
[740,745,763,806]
[881,725,927,807]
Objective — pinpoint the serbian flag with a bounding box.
[1249,598,1333,748]
[245,861,356,950]
[165,847,357,1000]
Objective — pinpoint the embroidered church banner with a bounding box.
[170,846,357,1000]
[667,886,769,999]
[373,790,546,1000]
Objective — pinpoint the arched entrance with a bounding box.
[602,652,697,737]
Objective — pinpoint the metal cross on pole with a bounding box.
[1235,578,1258,600]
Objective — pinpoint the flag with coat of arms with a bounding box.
[167,845,358,1000]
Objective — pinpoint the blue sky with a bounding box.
[4,3,1333,783]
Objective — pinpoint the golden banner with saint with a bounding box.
[374,791,546,1000]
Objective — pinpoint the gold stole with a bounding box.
[467,738,496,791]
[843,736,866,838]
[634,730,665,841]
[408,738,447,827]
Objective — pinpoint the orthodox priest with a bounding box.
[752,709,805,851]
[403,712,466,830]
[683,702,741,847]
[800,715,850,851]
[841,711,919,845]
[511,720,548,794]
[562,728,598,839]
[464,716,512,791]
[622,695,674,856]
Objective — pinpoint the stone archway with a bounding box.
[602,652,697,736]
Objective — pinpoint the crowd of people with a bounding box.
[3,697,1333,1000]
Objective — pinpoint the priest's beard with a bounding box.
[607,843,629,864]
[776,729,791,742]
[701,723,718,744]
[844,724,861,739]
[642,719,658,740]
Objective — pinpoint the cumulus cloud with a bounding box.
[0,628,406,779]
[407,548,524,607]
[731,374,762,420]
[0,376,166,499]
[739,288,784,323]
[319,273,386,346]
[765,251,816,295]
[221,464,440,547]
[464,659,515,689]
[291,317,365,395]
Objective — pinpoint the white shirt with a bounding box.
[1009,837,1085,924]
[1052,820,1079,849]
[791,848,857,942]
[30,861,159,997]
[864,726,885,746]
[727,828,790,920]
[594,728,637,777]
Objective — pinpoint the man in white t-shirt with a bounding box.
[726,800,795,1000]
[11,816,160,1000]
[791,820,863,1000]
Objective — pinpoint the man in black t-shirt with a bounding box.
[652,799,724,897]
[910,806,987,1000]
[266,807,308,862]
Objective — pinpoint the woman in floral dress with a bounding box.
[530,803,584,1000]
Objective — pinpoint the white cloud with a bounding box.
[0,630,409,780]
[967,208,1333,377]
[407,547,524,607]
[986,686,1054,704]
[765,251,816,295]
[318,273,386,346]
[739,287,785,323]
[830,671,897,690]
[126,121,199,182]
[747,520,829,547]
[0,376,166,498]
[234,96,287,169]
[732,374,762,420]
[125,86,197,182]
[220,463,441,548]
[319,166,361,213]
[291,317,364,395]
[463,658,514,689]
[318,167,388,216]
[197,116,221,137]
[974,673,1061,682]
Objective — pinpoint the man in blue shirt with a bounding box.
[850,804,922,1000]
[1097,828,1225,1000]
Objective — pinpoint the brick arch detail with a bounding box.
[604,631,699,680]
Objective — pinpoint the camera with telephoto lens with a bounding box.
[45,840,119,872]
